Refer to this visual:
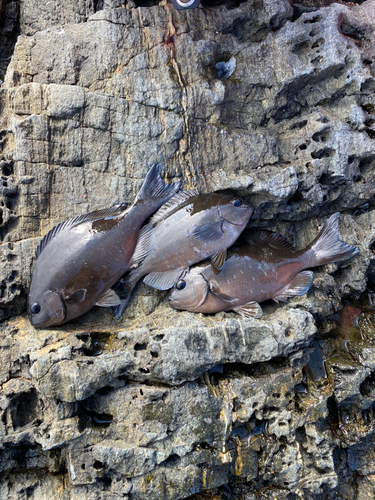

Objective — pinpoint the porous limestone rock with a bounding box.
[0,0,375,498]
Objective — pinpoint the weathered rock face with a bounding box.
[0,0,375,498]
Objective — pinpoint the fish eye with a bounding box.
[30,303,41,314]
[231,198,243,207]
[176,280,186,290]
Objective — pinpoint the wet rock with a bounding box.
[1,0,375,498]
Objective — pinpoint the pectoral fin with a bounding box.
[143,268,184,290]
[66,289,87,303]
[192,222,224,243]
[233,301,263,318]
[95,288,122,307]
[273,271,313,302]
[113,297,131,320]
[209,279,236,302]
[211,248,227,270]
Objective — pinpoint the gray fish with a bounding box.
[113,191,253,318]
[28,164,181,328]
[168,213,359,318]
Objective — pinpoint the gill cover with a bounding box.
[29,290,66,328]
[169,272,209,310]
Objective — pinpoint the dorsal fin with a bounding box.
[34,203,127,261]
[244,230,294,252]
[149,190,199,224]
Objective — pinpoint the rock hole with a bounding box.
[299,144,307,150]
[1,163,13,176]
[93,460,104,470]
[153,334,164,341]
[311,147,335,159]
[140,389,143,395]
[311,37,325,49]
[134,342,147,351]
[360,370,375,396]
[151,351,159,358]
[8,270,18,282]
[96,386,112,396]
[100,476,112,488]
[340,23,365,45]
[81,463,86,470]
[311,56,324,65]
[303,16,321,24]
[139,367,150,374]
[9,389,39,428]
[287,191,303,205]
[312,128,331,143]
[309,28,318,37]
[290,120,307,130]
[292,40,311,55]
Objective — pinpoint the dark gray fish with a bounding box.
[114,191,253,318]
[28,164,181,328]
[168,213,359,318]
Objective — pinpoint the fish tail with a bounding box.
[307,213,359,266]
[134,163,182,207]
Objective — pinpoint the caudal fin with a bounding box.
[134,163,182,206]
[309,213,359,266]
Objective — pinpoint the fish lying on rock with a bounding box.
[113,192,253,318]
[168,213,359,318]
[28,164,181,328]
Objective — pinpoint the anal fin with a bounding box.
[95,288,122,307]
[274,271,313,302]
[143,268,185,290]
[233,301,263,318]
[211,248,227,270]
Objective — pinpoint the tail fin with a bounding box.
[134,163,182,206]
[308,213,359,266]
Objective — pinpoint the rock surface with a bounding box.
[0,0,375,498]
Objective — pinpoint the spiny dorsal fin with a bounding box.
[244,230,294,252]
[34,203,127,261]
[149,190,199,224]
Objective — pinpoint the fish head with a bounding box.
[168,270,209,311]
[28,289,66,328]
[216,195,253,226]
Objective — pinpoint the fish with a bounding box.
[27,163,181,328]
[113,191,253,318]
[168,213,359,318]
